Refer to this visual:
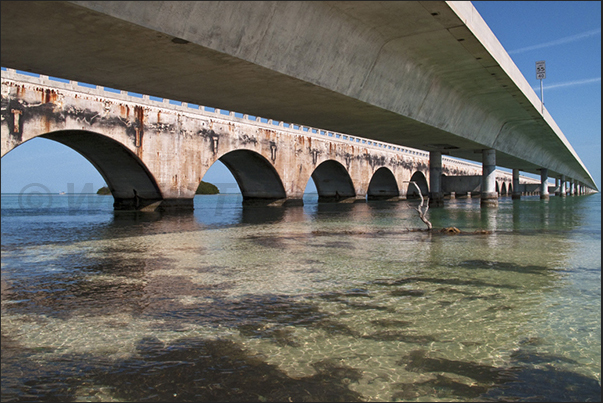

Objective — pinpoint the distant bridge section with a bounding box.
[0,1,597,195]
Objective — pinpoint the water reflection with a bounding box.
[1,194,600,402]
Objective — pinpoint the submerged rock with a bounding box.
[440,227,461,235]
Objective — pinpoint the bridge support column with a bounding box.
[512,169,521,200]
[560,175,567,197]
[540,168,549,200]
[481,149,498,207]
[571,179,577,196]
[554,177,560,196]
[429,151,444,207]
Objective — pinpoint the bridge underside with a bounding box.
[0,1,596,190]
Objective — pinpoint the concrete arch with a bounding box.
[407,171,428,198]
[28,130,162,210]
[219,149,287,205]
[367,167,399,200]
[311,159,356,202]
[501,182,508,196]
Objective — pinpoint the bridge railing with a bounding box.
[2,67,538,183]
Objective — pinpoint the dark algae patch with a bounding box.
[3,338,364,402]
[393,349,602,402]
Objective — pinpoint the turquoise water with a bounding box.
[1,193,600,402]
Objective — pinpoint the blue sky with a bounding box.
[1,1,600,194]
[472,1,601,190]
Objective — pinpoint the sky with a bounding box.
[1,1,600,194]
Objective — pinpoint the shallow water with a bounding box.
[1,193,601,402]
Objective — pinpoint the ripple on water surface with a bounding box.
[1,194,601,401]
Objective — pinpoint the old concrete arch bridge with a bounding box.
[3,69,551,212]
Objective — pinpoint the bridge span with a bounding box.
[2,69,550,211]
[1,1,597,199]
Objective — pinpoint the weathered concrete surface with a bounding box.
[3,71,542,210]
[0,1,597,192]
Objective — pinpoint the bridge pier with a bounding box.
[480,149,498,207]
[560,175,567,197]
[512,169,521,200]
[571,179,577,196]
[540,168,549,200]
[429,151,444,207]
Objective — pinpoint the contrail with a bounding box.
[532,77,601,91]
[509,28,601,54]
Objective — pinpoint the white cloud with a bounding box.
[510,28,601,54]
[532,77,601,91]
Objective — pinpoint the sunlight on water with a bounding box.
[1,194,600,402]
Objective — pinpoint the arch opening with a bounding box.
[407,171,428,199]
[43,131,163,210]
[218,149,287,206]
[367,167,399,201]
[501,182,508,196]
[3,130,163,210]
[302,176,319,204]
[199,160,240,196]
[311,160,356,202]
[1,137,104,194]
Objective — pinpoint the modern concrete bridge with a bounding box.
[2,69,549,211]
[1,1,597,209]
